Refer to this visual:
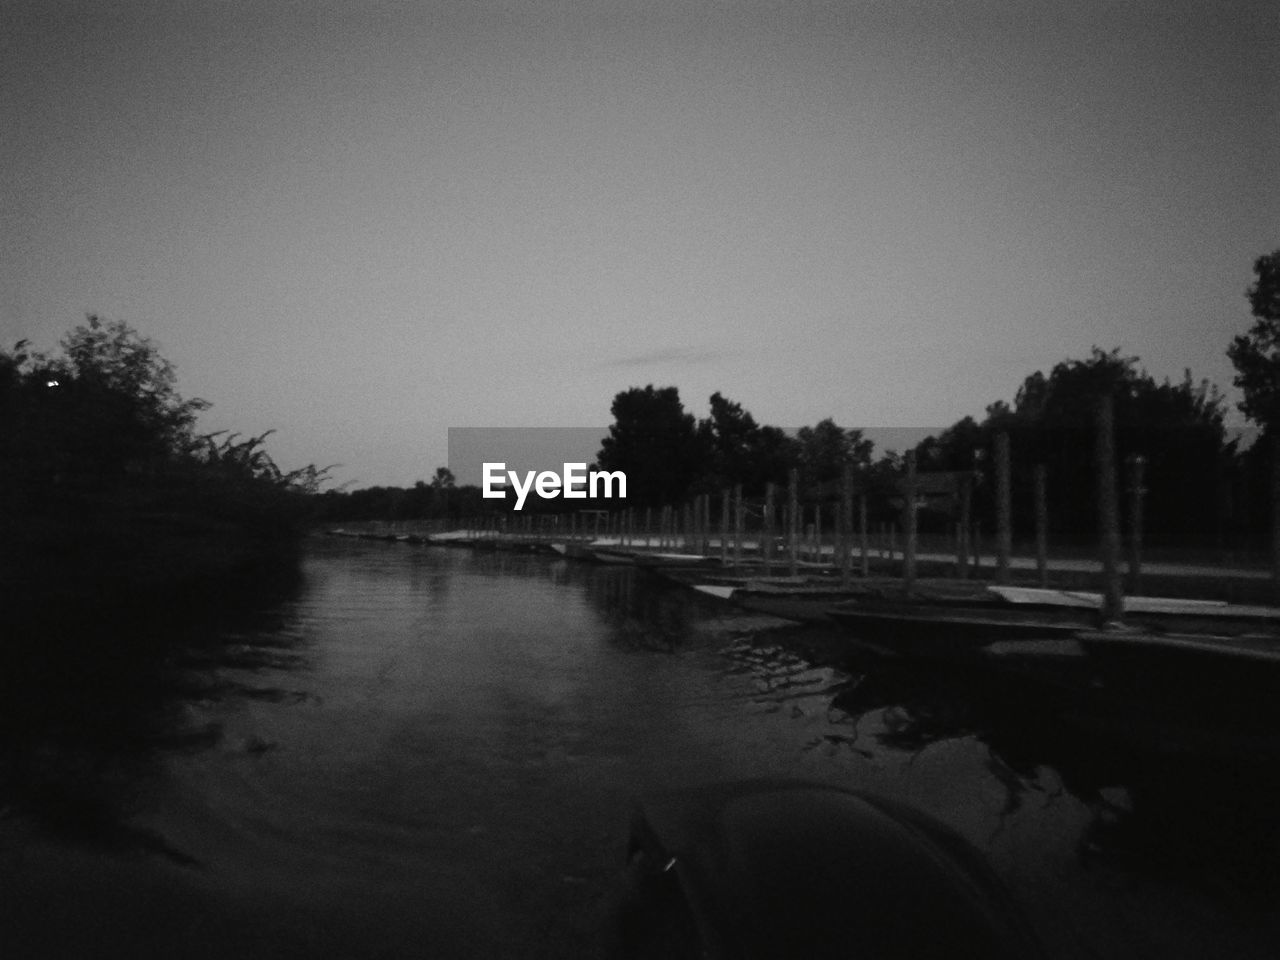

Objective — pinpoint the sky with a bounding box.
[4,1,1277,489]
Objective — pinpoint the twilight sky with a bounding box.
[4,1,1277,488]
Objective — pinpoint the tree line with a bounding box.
[318,249,1280,555]
[584,250,1279,553]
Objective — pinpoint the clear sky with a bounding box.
[4,1,1276,488]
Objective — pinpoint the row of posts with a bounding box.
[450,397,1149,611]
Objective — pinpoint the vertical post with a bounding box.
[995,431,1012,585]
[859,494,869,578]
[903,450,917,591]
[813,505,822,564]
[788,468,799,577]
[1095,394,1124,623]
[720,489,730,566]
[1034,464,1049,588]
[734,484,744,567]
[841,463,854,588]
[958,474,972,579]
[1126,454,1146,594]
[763,483,775,577]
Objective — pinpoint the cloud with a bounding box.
[604,347,724,368]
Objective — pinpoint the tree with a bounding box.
[1228,250,1280,430]
[597,385,705,508]
[56,315,208,455]
[2,318,206,496]
[794,418,873,493]
[907,347,1232,545]
[696,392,797,495]
[1227,250,1280,577]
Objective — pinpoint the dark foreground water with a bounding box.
[3,538,1278,958]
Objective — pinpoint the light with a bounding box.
[45,379,59,388]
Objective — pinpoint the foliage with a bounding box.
[597,385,706,508]
[1227,249,1280,430]
[696,392,797,495]
[1,317,324,611]
[908,347,1233,544]
[794,418,873,493]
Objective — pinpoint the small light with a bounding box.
[45,379,59,388]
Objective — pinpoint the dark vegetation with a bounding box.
[1,316,325,621]
[1,317,325,851]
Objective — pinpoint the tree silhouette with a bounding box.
[597,385,705,508]
[696,392,797,495]
[1228,250,1280,430]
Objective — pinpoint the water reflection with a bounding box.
[748,625,1280,911]
[0,569,309,861]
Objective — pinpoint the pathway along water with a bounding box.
[2,538,1278,958]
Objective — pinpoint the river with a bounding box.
[2,538,1277,958]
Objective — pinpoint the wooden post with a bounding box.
[1096,394,1124,623]
[720,489,730,566]
[1034,464,1049,588]
[1126,454,1146,594]
[859,494,869,578]
[763,483,775,577]
[841,463,853,588]
[995,431,1012,585]
[734,485,744,567]
[788,468,799,577]
[903,450,917,591]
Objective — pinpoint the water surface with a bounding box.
[2,539,1277,958]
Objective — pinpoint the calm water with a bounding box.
[2,538,1278,958]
